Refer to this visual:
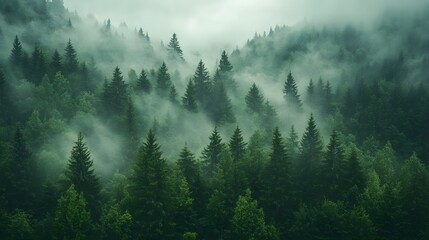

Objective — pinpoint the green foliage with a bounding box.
[193,60,211,105]
[229,126,246,162]
[168,33,184,60]
[182,79,198,112]
[245,83,265,114]
[156,61,172,94]
[7,210,34,240]
[283,71,302,110]
[10,35,23,67]
[63,39,78,75]
[100,205,132,240]
[201,127,223,176]
[55,185,91,240]
[136,69,151,93]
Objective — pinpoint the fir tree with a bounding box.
[136,69,151,93]
[262,127,291,231]
[286,125,300,162]
[283,71,302,110]
[107,67,128,115]
[320,130,345,201]
[229,126,247,163]
[156,62,171,94]
[10,35,23,67]
[182,79,197,112]
[64,39,78,75]
[344,148,365,191]
[297,114,323,203]
[245,83,265,114]
[193,60,211,105]
[50,49,62,76]
[129,130,171,240]
[209,73,235,124]
[169,84,179,104]
[306,78,315,106]
[168,33,184,60]
[65,133,101,219]
[201,128,223,177]
[30,45,46,85]
[219,50,233,73]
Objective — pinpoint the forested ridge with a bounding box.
[1,0,429,239]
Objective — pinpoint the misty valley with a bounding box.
[1,0,429,240]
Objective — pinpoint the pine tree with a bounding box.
[297,114,323,203]
[323,81,334,115]
[64,39,78,75]
[182,79,197,112]
[173,178,196,237]
[320,130,345,201]
[128,130,171,240]
[30,45,47,85]
[169,84,179,104]
[286,125,300,162]
[201,128,223,177]
[168,33,184,60]
[50,49,62,76]
[219,50,233,73]
[107,67,128,115]
[306,78,315,106]
[283,71,302,110]
[55,185,91,240]
[7,127,35,211]
[65,133,101,219]
[245,83,265,114]
[193,60,211,105]
[136,69,151,93]
[0,70,10,122]
[10,35,23,67]
[156,62,171,94]
[209,73,235,124]
[229,126,247,163]
[262,127,291,231]
[344,148,365,191]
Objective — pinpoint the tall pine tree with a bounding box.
[64,39,78,75]
[283,71,302,110]
[136,69,151,93]
[201,128,223,177]
[156,62,172,95]
[245,83,265,114]
[182,79,197,112]
[168,33,184,60]
[229,126,247,163]
[193,60,211,105]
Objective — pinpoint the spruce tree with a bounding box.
[201,128,223,177]
[64,39,78,75]
[283,71,302,110]
[182,79,197,112]
[169,84,179,104]
[320,130,345,201]
[286,125,300,162]
[306,78,315,106]
[262,127,291,230]
[129,130,171,239]
[297,114,323,203]
[30,45,46,85]
[10,35,23,67]
[245,83,265,114]
[136,69,151,93]
[193,60,211,105]
[209,73,235,124]
[156,62,171,94]
[50,49,62,76]
[65,133,101,219]
[168,33,184,60]
[229,126,247,163]
[107,67,128,115]
[344,148,365,191]
[219,50,233,73]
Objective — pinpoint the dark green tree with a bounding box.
[209,73,235,124]
[105,67,128,115]
[100,205,132,240]
[201,128,223,177]
[10,35,23,67]
[219,50,233,73]
[128,131,171,240]
[136,69,151,93]
[64,39,78,75]
[245,83,265,114]
[65,133,101,219]
[286,125,300,162]
[50,49,62,76]
[344,148,365,192]
[30,45,47,85]
[193,60,211,105]
[169,84,179,104]
[261,127,291,233]
[182,79,197,112]
[306,78,315,106]
[168,33,184,60]
[296,114,323,203]
[229,126,246,163]
[319,130,346,201]
[283,71,302,110]
[156,62,172,94]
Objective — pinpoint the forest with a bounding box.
[1,0,429,239]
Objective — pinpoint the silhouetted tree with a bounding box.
[283,71,302,110]
[193,60,211,105]
[168,33,184,60]
[136,69,151,93]
[245,83,265,114]
[182,80,197,112]
[156,62,171,94]
[201,128,223,177]
[64,39,78,75]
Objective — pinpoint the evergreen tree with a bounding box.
[173,178,196,237]
[229,126,247,163]
[168,33,184,60]
[136,69,151,93]
[261,127,291,233]
[286,125,300,162]
[169,84,179,104]
[50,49,62,76]
[296,114,323,203]
[0,70,10,123]
[128,131,171,240]
[65,133,101,219]
[106,67,128,115]
[306,78,315,106]
[182,79,197,112]
[64,39,78,75]
[156,62,171,94]
[245,83,265,114]
[10,35,23,67]
[283,71,302,110]
[55,185,91,240]
[100,205,132,240]
[260,100,278,134]
[201,128,223,177]
[7,127,35,211]
[193,60,211,105]
[323,81,334,115]
[320,130,346,201]
[344,148,365,192]
[231,190,279,240]
[31,45,47,85]
[219,50,233,73]
[209,73,235,124]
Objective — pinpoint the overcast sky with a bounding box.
[63,0,427,56]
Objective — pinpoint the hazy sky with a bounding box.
[63,0,427,56]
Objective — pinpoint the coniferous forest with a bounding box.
[1,1,429,239]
